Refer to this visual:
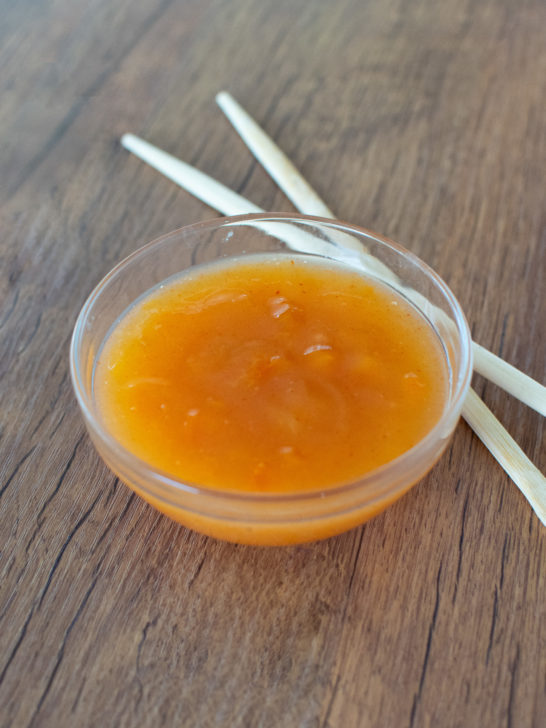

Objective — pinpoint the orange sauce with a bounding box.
[95,256,448,493]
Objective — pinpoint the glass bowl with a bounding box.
[70,214,472,545]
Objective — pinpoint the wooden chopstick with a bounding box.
[463,388,545,525]
[121,135,369,263]
[472,342,545,416]
[120,130,546,524]
[121,134,263,215]
[214,92,546,524]
[216,91,335,218]
[216,92,546,418]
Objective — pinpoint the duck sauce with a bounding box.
[95,256,448,507]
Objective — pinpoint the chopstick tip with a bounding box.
[216,90,233,108]
[120,133,136,149]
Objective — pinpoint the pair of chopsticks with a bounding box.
[120,92,545,525]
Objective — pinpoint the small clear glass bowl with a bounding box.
[70,214,472,545]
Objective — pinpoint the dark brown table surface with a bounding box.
[1,1,545,726]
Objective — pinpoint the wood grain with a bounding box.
[1,0,544,726]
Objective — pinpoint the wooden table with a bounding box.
[1,1,544,725]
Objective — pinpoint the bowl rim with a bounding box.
[70,212,473,508]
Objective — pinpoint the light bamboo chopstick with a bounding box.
[213,92,546,524]
[120,135,375,264]
[121,133,263,215]
[216,91,546,418]
[120,130,546,525]
[216,91,335,219]
[463,389,545,524]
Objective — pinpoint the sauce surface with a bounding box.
[95,256,448,492]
